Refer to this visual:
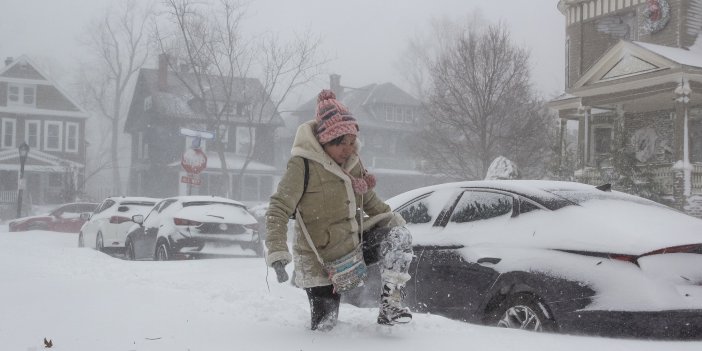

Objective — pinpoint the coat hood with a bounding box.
[290,120,359,173]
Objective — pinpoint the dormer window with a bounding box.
[8,83,36,107]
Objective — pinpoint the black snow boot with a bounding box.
[306,285,340,331]
[377,283,412,325]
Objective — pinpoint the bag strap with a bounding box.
[296,208,325,265]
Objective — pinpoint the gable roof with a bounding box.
[293,82,421,130]
[569,40,702,96]
[0,55,89,118]
[133,68,283,126]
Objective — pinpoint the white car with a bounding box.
[79,196,160,252]
[124,196,261,260]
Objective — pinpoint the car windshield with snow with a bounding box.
[344,180,702,339]
[124,195,261,260]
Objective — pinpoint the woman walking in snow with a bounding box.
[265,90,414,331]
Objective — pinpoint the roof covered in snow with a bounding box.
[293,82,422,130]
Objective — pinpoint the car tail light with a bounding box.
[642,244,702,257]
[174,218,202,226]
[109,216,131,224]
[608,253,639,264]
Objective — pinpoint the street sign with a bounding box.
[181,148,207,174]
[181,175,202,186]
[180,128,215,139]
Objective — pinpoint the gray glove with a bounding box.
[272,260,289,283]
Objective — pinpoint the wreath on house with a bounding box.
[642,0,670,34]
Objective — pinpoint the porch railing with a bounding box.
[575,163,702,195]
[0,191,17,203]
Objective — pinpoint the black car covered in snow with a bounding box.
[344,180,702,339]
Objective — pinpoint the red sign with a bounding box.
[181,148,207,174]
[181,175,202,186]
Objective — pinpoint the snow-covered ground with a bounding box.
[1,227,701,351]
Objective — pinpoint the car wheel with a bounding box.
[78,232,85,248]
[96,232,104,252]
[491,293,556,332]
[155,240,170,261]
[125,239,135,260]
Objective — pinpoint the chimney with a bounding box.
[158,54,169,91]
[330,74,342,98]
[5,57,13,67]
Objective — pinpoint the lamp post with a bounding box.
[16,142,29,218]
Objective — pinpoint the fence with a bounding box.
[0,191,17,203]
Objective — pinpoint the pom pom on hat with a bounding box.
[314,89,359,144]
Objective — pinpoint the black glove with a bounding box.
[272,260,289,283]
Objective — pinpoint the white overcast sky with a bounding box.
[0,0,565,108]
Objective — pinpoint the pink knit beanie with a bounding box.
[314,90,359,145]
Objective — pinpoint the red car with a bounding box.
[8,202,99,233]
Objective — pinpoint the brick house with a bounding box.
[287,75,442,199]
[124,56,283,203]
[0,56,89,218]
[549,0,702,216]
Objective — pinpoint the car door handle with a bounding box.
[477,257,501,265]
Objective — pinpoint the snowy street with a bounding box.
[1,227,701,351]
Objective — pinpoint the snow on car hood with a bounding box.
[175,204,256,224]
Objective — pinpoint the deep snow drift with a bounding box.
[1,228,701,351]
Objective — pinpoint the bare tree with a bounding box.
[154,0,324,197]
[409,21,555,179]
[80,0,152,195]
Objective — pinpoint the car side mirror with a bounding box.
[79,212,91,221]
[132,214,144,225]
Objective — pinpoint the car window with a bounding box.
[449,191,513,224]
[158,199,178,213]
[518,197,541,214]
[77,204,97,213]
[396,188,461,226]
[95,199,116,214]
[59,205,83,219]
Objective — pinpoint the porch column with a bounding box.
[672,79,692,210]
[582,107,591,167]
[558,118,567,178]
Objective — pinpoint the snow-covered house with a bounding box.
[124,55,283,202]
[288,75,440,199]
[0,56,89,216]
[549,0,702,217]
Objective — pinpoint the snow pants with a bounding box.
[304,225,413,330]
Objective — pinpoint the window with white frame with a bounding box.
[7,83,36,107]
[25,120,40,149]
[403,108,414,123]
[65,122,79,152]
[235,126,254,156]
[44,121,62,151]
[1,118,16,148]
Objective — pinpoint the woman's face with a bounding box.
[323,134,357,165]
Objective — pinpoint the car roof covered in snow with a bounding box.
[164,195,246,207]
[386,180,624,210]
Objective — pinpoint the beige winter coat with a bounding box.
[265,120,392,288]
